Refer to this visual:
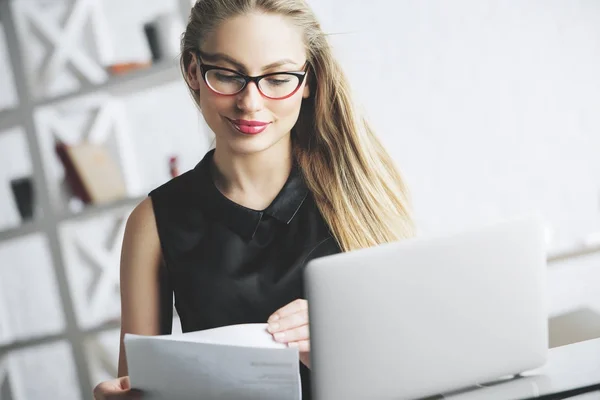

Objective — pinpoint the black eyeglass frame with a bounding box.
[195,51,309,100]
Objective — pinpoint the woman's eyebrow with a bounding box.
[262,59,299,70]
[198,50,300,72]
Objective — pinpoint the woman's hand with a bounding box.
[268,299,311,368]
[93,376,142,400]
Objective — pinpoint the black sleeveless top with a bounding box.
[148,149,341,399]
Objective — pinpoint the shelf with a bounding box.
[36,59,182,107]
[1,60,182,131]
[84,318,121,337]
[0,219,42,242]
[58,195,147,224]
[0,330,66,356]
[0,319,121,355]
[548,243,600,264]
[0,197,146,242]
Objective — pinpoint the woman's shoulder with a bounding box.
[147,165,208,226]
[145,166,210,257]
[129,196,155,225]
[149,167,201,203]
[121,197,159,249]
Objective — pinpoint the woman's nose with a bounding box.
[236,81,264,113]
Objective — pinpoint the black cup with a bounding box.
[144,22,162,62]
[10,176,35,221]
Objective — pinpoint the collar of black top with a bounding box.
[193,149,309,240]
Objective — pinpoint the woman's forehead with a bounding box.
[200,12,306,72]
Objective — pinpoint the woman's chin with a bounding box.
[218,130,291,155]
[222,135,280,155]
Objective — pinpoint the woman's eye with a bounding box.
[215,73,242,82]
[266,78,291,86]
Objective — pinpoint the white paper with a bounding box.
[124,323,301,400]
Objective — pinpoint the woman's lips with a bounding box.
[228,119,270,135]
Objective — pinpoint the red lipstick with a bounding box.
[228,119,270,135]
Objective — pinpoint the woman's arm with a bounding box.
[117,197,163,377]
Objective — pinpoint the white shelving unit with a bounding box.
[0,1,190,398]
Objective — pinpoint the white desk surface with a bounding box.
[437,338,600,399]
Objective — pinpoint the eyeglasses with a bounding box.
[195,52,308,100]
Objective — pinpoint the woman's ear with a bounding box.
[186,53,201,91]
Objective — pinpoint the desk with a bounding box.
[436,338,600,399]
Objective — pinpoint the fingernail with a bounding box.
[274,332,285,341]
[288,342,299,348]
[268,322,280,333]
[268,314,279,322]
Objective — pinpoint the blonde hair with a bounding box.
[181,0,416,251]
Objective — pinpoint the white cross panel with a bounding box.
[60,213,129,329]
[34,94,143,210]
[76,215,126,320]
[10,0,113,98]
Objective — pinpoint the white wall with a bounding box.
[318,0,600,247]
[311,0,600,315]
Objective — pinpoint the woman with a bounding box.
[94,0,414,398]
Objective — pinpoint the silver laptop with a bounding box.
[305,216,549,400]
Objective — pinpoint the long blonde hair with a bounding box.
[181,0,415,251]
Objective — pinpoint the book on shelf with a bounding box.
[55,141,127,205]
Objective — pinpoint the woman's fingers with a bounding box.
[272,324,310,343]
[268,299,307,323]
[93,377,142,400]
[267,299,311,364]
[268,308,308,333]
[94,378,126,396]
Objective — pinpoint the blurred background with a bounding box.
[0,0,599,398]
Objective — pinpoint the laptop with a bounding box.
[305,216,549,400]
